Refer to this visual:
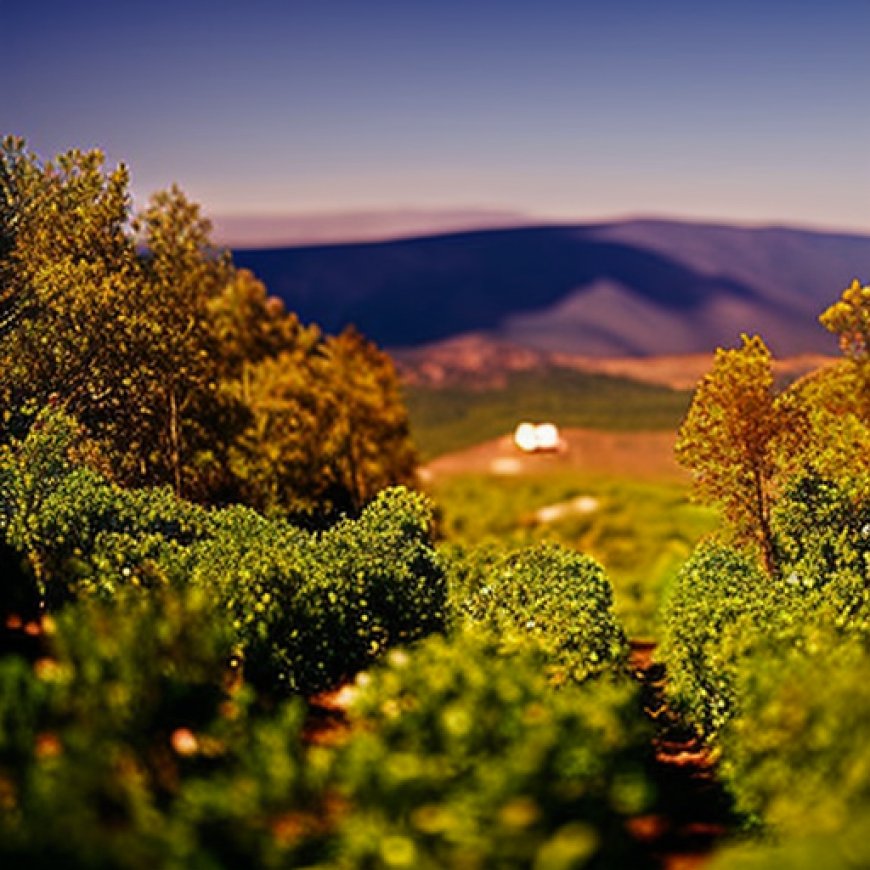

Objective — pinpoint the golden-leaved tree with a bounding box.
[1,138,418,519]
[675,334,806,573]
[794,278,870,490]
[677,281,870,574]
[225,326,417,523]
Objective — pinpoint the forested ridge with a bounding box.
[0,139,868,868]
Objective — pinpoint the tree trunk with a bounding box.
[168,386,182,498]
[753,466,776,575]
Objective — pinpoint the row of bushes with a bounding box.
[0,437,650,867]
[0,410,446,695]
[331,630,652,869]
[660,471,870,843]
[442,541,628,684]
[0,588,332,868]
[0,593,648,869]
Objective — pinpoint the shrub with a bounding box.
[708,808,870,870]
[183,486,447,695]
[331,630,653,869]
[1,414,447,696]
[443,542,628,685]
[771,473,870,637]
[0,410,209,601]
[658,540,781,735]
[0,587,332,868]
[719,629,870,835]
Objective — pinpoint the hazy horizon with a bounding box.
[212,208,870,249]
[8,0,870,235]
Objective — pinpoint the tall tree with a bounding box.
[132,186,237,498]
[0,141,140,444]
[226,327,417,523]
[676,334,805,574]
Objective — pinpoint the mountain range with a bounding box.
[233,219,870,358]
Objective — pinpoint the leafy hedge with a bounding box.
[661,472,870,737]
[720,629,870,834]
[442,542,628,685]
[658,540,779,734]
[660,471,870,842]
[0,588,332,868]
[330,630,653,869]
[181,487,447,694]
[0,412,447,696]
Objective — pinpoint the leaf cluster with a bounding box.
[443,542,628,684]
[331,630,652,869]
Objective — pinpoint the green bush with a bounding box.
[429,471,719,640]
[719,629,870,835]
[0,411,209,601]
[0,413,448,696]
[661,476,870,738]
[331,629,653,869]
[771,474,870,637]
[708,808,870,870]
[184,486,448,695]
[0,587,332,868]
[443,542,628,685]
[658,541,781,735]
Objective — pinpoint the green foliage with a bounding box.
[431,471,718,638]
[1,411,446,695]
[227,327,418,524]
[443,542,628,684]
[719,630,870,835]
[658,540,779,735]
[660,471,870,845]
[0,587,332,868]
[183,486,447,695]
[0,140,241,499]
[406,368,692,460]
[0,139,419,521]
[0,410,208,600]
[331,631,653,869]
[709,809,870,870]
[771,473,870,634]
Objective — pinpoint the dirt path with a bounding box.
[628,640,736,869]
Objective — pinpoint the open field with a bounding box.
[406,368,694,459]
[424,457,719,639]
[422,426,687,482]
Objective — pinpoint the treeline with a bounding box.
[661,280,870,864]
[0,137,415,523]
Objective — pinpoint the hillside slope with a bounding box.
[234,219,870,356]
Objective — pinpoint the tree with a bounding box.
[316,327,418,513]
[676,334,805,574]
[820,278,870,363]
[781,278,870,494]
[208,268,307,378]
[226,327,417,524]
[0,141,139,445]
[0,140,419,519]
[131,185,239,498]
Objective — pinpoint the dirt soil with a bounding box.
[422,428,688,482]
[628,640,736,869]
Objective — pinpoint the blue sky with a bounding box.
[6,0,870,234]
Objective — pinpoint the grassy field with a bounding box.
[405,368,693,459]
[427,470,718,639]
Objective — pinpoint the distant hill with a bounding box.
[233,219,870,357]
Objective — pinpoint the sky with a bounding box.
[6,0,870,241]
